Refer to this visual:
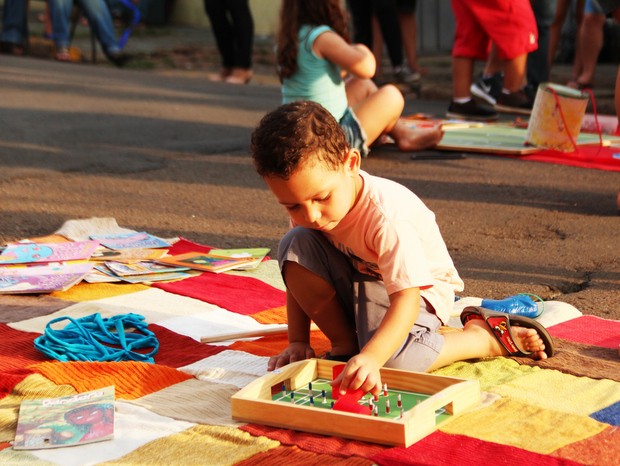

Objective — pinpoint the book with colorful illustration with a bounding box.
[13,386,115,450]
[0,241,100,265]
[93,264,192,284]
[156,251,256,273]
[102,260,190,276]
[208,248,270,270]
[90,248,169,262]
[0,262,94,294]
[90,232,171,250]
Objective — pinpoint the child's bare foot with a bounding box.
[393,123,444,152]
[465,319,548,360]
[460,306,553,360]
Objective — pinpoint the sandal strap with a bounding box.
[484,313,530,356]
[461,307,530,357]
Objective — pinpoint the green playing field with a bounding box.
[271,378,450,422]
[437,124,612,155]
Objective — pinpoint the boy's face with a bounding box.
[264,149,361,233]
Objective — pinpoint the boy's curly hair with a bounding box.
[251,101,350,179]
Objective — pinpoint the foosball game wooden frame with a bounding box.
[231,358,481,447]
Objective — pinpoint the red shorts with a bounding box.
[451,0,538,61]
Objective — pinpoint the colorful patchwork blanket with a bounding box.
[1,227,619,465]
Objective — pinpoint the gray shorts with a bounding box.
[339,107,370,158]
[278,227,444,372]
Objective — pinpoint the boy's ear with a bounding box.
[344,148,361,174]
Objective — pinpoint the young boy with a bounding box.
[251,101,552,397]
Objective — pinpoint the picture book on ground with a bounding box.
[208,248,271,270]
[0,262,94,294]
[92,264,192,284]
[90,232,171,250]
[102,260,190,276]
[13,386,115,450]
[0,241,100,265]
[156,251,256,273]
[90,248,169,262]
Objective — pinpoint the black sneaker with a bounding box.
[494,90,533,115]
[104,50,131,68]
[447,99,499,122]
[471,72,503,106]
[393,65,421,85]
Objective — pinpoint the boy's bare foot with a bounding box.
[395,124,444,152]
[464,318,548,360]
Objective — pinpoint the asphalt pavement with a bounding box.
[0,26,619,320]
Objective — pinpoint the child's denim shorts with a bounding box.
[277,227,445,372]
[339,107,370,157]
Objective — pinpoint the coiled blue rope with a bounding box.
[34,313,159,363]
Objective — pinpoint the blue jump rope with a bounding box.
[34,312,159,363]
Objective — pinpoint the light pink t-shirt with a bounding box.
[325,170,464,324]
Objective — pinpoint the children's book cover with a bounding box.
[208,248,271,270]
[156,252,256,273]
[90,248,168,262]
[103,260,190,276]
[84,267,122,284]
[90,232,171,250]
[0,241,100,265]
[0,262,94,294]
[13,386,115,450]
[115,271,193,284]
[92,265,192,284]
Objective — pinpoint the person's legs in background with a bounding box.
[204,0,254,84]
[486,0,537,115]
[79,0,127,65]
[372,0,417,84]
[48,0,74,60]
[472,1,545,114]
[204,0,235,81]
[397,0,422,77]
[49,0,128,66]
[470,44,504,106]
[449,55,499,121]
[351,0,418,85]
[347,0,374,46]
[527,0,558,96]
[448,0,499,121]
[223,0,254,84]
[569,0,605,88]
[549,0,584,68]
[0,0,28,55]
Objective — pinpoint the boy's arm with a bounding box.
[267,290,315,371]
[335,287,420,395]
[313,31,376,79]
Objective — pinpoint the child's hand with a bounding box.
[332,353,382,396]
[267,342,315,371]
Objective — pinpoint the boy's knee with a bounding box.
[278,227,327,265]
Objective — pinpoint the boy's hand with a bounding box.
[267,342,315,371]
[331,353,382,396]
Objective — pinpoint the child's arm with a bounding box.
[267,290,316,371]
[313,31,376,79]
[333,287,420,395]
